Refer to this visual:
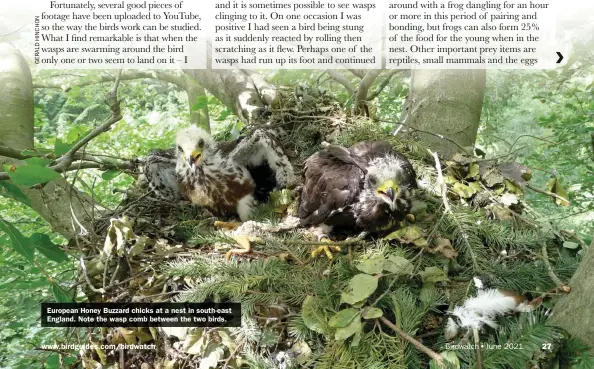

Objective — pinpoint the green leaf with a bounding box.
[341,274,378,305]
[54,138,74,156]
[29,233,69,263]
[384,225,422,243]
[419,266,448,283]
[199,343,225,369]
[63,357,78,366]
[192,95,209,111]
[356,255,385,275]
[466,163,480,179]
[51,283,72,302]
[301,296,329,335]
[482,168,505,187]
[215,110,232,121]
[20,149,43,157]
[413,237,428,247]
[183,329,205,354]
[0,219,34,262]
[45,353,60,369]
[563,241,580,249]
[329,308,359,328]
[438,350,461,368]
[350,332,362,347]
[420,282,437,302]
[66,126,90,144]
[101,169,121,181]
[383,255,413,275]
[24,157,53,166]
[500,193,519,207]
[362,307,383,319]
[453,182,479,198]
[334,314,362,341]
[0,181,32,206]
[546,178,570,207]
[3,164,61,187]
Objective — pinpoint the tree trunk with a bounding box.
[184,75,210,132]
[550,239,594,351]
[0,43,33,149]
[401,70,486,158]
[0,43,98,239]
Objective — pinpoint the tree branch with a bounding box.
[430,150,452,213]
[381,118,470,155]
[367,70,404,100]
[325,70,356,94]
[64,160,134,172]
[0,71,128,181]
[348,69,366,79]
[0,147,132,169]
[541,244,564,287]
[33,70,186,91]
[526,183,570,205]
[184,68,271,122]
[52,71,124,172]
[0,145,32,160]
[354,70,382,114]
[379,316,444,365]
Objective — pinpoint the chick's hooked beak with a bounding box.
[189,149,202,167]
[376,179,399,203]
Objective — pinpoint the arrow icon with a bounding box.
[556,52,564,64]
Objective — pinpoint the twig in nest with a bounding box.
[378,316,444,365]
[222,342,244,369]
[430,151,480,270]
[378,118,470,155]
[560,229,588,248]
[370,274,401,307]
[541,244,564,287]
[526,183,569,206]
[473,327,483,369]
[78,256,105,294]
[529,286,571,306]
[429,150,451,213]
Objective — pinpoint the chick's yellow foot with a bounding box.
[311,235,341,259]
[215,220,242,230]
[225,235,252,262]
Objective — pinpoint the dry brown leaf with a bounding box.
[426,238,458,259]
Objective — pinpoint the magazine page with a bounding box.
[0,0,593,368]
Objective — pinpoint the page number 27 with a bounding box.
[542,343,552,350]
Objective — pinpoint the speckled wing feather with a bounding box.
[216,140,238,156]
[229,129,295,188]
[298,148,365,226]
[143,148,180,200]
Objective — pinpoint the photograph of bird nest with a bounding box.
[1,46,594,369]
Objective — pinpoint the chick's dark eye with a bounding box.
[197,139,204,148]
[177,145,183,152]
[368,175,377,186]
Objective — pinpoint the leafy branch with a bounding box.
[0,70,128,182]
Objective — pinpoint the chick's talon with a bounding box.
[215,220,242,230]
[311,245,342,259]
[225,235,252,262]
[311,236,341,259]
